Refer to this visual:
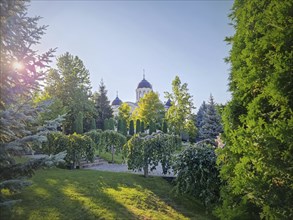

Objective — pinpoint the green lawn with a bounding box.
[97,151,125,164]
[1,168,215,220]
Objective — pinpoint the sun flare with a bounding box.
[13,61,24,70]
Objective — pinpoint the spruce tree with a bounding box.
[198,95,222,142]
[216,1,293,219]
[94,80,113,130]
[0,0,65,207]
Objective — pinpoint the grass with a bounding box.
[97,150,125,164]
[1,168,215,220]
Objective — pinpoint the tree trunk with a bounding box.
[111,145,114,163]
[143,164,148,178]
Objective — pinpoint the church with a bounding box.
[111,75,171,116]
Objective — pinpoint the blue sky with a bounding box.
[28,0,234,110]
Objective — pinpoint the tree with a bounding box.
[43,53,94,134]
[196,101,207,130]
[165,76,196,137]
[141,121,145,133]
[0,0,65,207]
[125,132,181,177]
[135,119,141,134]
[216,1,293,219]
[132,91,165,128]
[129,120,134,136]
[94,80,113,130]
[197,95,222,142]
[174,143,220,208]
[162,120,168,133]
[149,121,156,135]
[118,103,131,128]
[74,112,83,134]
[99,131,126,163]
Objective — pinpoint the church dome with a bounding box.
[165,98,172,107]
[137,78,152,89]
[112,96,122,106]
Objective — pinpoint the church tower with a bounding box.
[136,71,153,102]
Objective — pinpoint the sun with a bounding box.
[13,61,24,70]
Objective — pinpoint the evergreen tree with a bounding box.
[129,120,134,136]
[0,0,65,207]
[135,119,141,133]
[74,112,83,134]
[162,120,168,133]
[103,118,109,130]
[149,121,156,135]
[141,121,145,133]
[107,118,115,131]
[198,95,222,141]
[94,79,113,130]
[196,101,207,129]
[216,1,293,219]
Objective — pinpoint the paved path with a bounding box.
[25,154,175,177]
[86,162,176,177]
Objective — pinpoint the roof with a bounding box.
[165,98,172,107]
[137,78,152,89]
[112,96,122,106]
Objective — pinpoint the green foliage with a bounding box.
[132,91,165,128]
[135,119,141,133]
[141,121,145,133]
[74,112,84,134]
[89,117,96,130]
[44,52,94,134]
[165,76,195,136]
[118,103,132,128]
[149,121,156,135]
[0,0,65,207]
[45,132,95,167]
[99,130,126,163]
[174,143,220,208]
[217,1,293,219]
[125,132,181,177]
[129,120,134,136]
[94,80,113,130]
[84,130,102,151]
[197,95,222,142]
[162,120,168,133]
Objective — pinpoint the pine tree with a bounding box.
[198,95,222,142]
[94,80,113,130]
[0,0,65,207]
[216,1,293,219]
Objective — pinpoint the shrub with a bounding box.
[173,143,221,208]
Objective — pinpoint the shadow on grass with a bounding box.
[1,168,214,220]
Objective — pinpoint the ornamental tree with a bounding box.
[216,1,293,219]
[99,130,126,163]
[174,142,220,208]
[125,132,181,177]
